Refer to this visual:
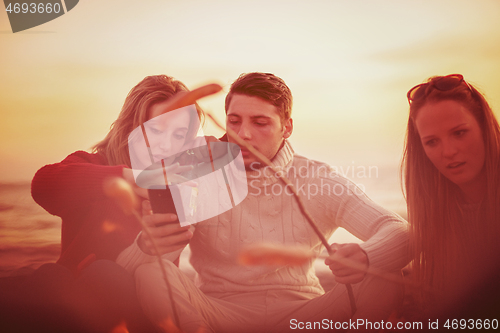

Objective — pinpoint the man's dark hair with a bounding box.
[225,72,293,122]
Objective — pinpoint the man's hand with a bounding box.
[137,200,193,256]
[325,243,368,284]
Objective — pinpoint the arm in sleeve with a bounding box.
[116,232,184,274]
[31,151,125,217]
[324,176,410,271]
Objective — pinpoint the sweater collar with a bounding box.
[245,140,294,187]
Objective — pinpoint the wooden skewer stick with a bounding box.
[206,113,359,316]
[208,113,426,291]
[103,178,181,328]
[131,209,181,327]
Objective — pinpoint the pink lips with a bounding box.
[238,145,254,157]
[446,161,466,174]
[447,161,465,169]
[154,155,169,161]
[240,149,251,157]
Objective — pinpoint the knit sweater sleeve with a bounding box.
[31,150,126,217]
[315,172,409,272]
[116,232,186,274]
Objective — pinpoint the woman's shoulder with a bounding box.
[31,150,111,184]
[61,150,108,165]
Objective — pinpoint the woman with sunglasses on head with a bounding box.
[402,74,500,318]
[0,75,219,332]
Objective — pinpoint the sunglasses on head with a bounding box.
[406,74,471,104]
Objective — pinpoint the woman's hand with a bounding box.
[137,200,193,256]
[137,162,197,188]
[122,167,148,199]
[124,163,197,194]
[180,136,221,162]
[325,243,368,284]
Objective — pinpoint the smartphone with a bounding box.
[148,186,185,225]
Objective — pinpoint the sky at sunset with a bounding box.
[1,0,499,196]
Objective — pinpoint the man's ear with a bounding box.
[283,118,293,139]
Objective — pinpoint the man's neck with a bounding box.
[244,139,286,172]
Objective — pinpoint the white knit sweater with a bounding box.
[117,141,409,296]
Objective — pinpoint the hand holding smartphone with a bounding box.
[148,186,184,225]
[138,188,191,256]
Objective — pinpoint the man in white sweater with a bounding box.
[118,73,409,333]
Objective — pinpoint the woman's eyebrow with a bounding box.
[420,123,468,141]
[448,123,468,132]
[420,134,436,141]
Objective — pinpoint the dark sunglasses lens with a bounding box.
[434,75,463,91]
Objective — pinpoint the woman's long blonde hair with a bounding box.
[401,75,500,295]
[92,75,203,167]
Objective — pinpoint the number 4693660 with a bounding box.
[5,2,62,14]
[444,319,498,330]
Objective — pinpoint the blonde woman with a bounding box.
[402,74,500,317]
[20,75,217,332]
[32,75,206,271]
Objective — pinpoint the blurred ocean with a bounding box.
[0,165,407,278]
[0,183,61,278]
